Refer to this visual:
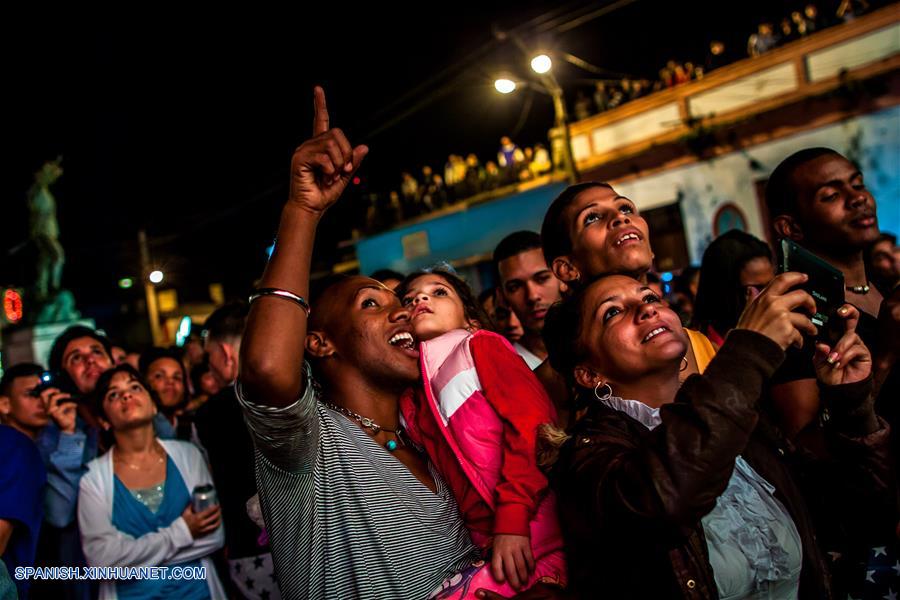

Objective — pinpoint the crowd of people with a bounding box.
[0,302,283,599]
[358,1,884,239]
[2,86,899,600]
[360,136,554,234]
[571,0,876,122]
[744,0,873,57]
[357,0,884,235]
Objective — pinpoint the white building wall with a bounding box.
[612,104,900,263]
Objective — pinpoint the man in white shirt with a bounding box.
[493,231,564,370]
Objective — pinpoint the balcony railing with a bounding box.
[568,5,900,172]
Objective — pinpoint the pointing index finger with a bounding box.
[313,86,329,135]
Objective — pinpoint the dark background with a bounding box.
[1,1,874,329]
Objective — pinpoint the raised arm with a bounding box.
[808,304,897,542]
[240,87,367,408]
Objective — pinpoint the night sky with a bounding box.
[1,0,864,329]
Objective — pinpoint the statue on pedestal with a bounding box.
[27,157,79,323]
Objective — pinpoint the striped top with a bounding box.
[238,364,480,600]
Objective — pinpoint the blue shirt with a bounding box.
[0,425,47,597]
[111,455,209,600]
[35,418,98,528]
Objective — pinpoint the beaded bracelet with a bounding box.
[248,288,311,317]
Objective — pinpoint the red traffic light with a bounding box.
[3,288,23,323]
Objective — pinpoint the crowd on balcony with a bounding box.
[358,136,554,234]
[573,0,877,122]
[347,0,892,238]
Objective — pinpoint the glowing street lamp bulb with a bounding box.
[494,78,517,94]
[531,54,552,74]
[149,270,164,284]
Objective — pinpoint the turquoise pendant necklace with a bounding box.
[324,402,406,452]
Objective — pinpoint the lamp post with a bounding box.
[138,229,163,346]
[494,53,579,183]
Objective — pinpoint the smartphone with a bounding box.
[775,238,845,346]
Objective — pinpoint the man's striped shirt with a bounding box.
[238,365,479,599]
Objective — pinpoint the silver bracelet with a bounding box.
[249,288,311,317]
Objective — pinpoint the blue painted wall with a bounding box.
[357,182,568,275]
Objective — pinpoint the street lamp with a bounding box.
[530,54,552,74]
[138,229,164,347]
[494,78,517,94]
[493,69,579,183]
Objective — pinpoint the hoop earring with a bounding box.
[680,357,688,372]
[594,380,613,401]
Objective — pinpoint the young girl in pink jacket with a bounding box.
[396,268,566,598]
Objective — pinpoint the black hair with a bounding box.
[673,266,700,299]
[692,230,773,337]
[203,301,249,344]
[306,274,357,331]
[541,283,594,392]
[138,347,189,413]
[477,286,496,308]
[396,268,490,331]
[49,325,113,375]
[540,182,613,265]
[309,274,352,306]
[765,147,841,222]
[864,231,897,266]
[91,364,155,422]
[138,347,185,379]
[864,232,899,293]
[493,231,543,265]
[0,363,44,396]
[475,287,502,333]
[190,358,211,395]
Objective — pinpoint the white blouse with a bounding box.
[601,396,803,599]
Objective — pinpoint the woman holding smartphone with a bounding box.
[539,272,893,598]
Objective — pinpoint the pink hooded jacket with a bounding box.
[401,329,566,596]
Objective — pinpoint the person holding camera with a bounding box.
[764,147,898,595]
[77,364,224,600]
[0,363,50,598]
[0,360,101,599]
[766,147,897,433]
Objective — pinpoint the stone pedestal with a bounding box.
[1,319,95,372]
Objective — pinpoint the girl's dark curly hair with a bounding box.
[396,267,490,330]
